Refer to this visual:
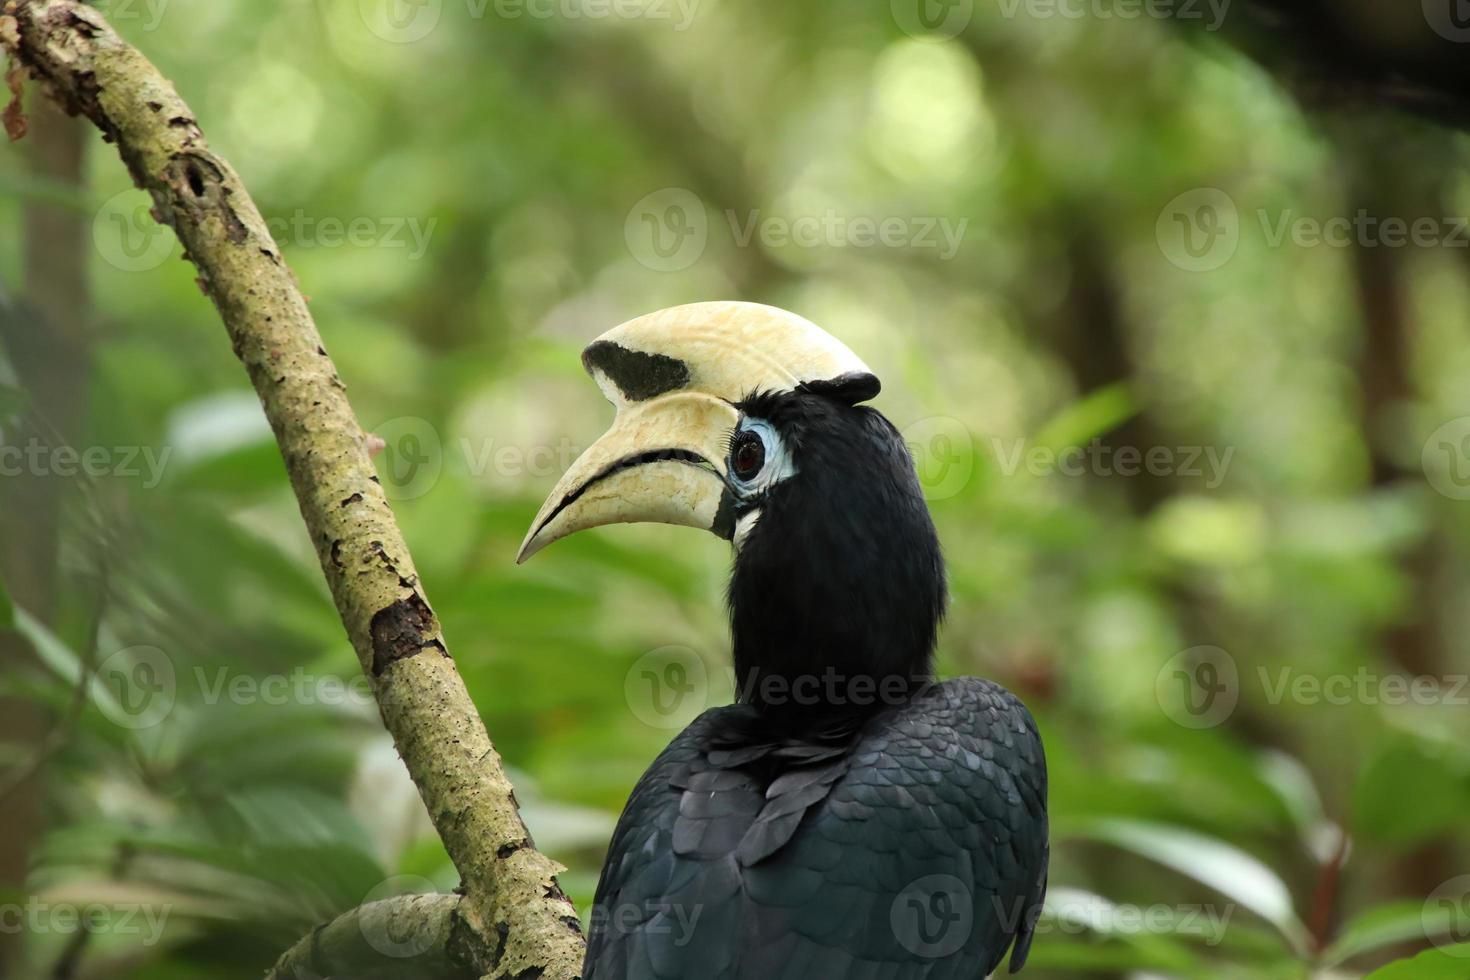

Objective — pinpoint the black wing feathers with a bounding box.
[585,678,1049,979]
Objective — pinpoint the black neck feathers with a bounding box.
[726,391,946,726]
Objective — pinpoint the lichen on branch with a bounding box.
[0,2,586,977]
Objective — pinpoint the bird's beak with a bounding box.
[517,301,878,563]
[515,391,738,563]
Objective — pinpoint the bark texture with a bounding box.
[266,895,478,980]
[1,3,586,977]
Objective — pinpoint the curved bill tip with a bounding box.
[515,526,551,565]
[515,392,739,564]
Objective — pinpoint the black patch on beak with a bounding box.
[712,490,736,541]
[583,341,691,401]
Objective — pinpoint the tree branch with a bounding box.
[0,3,585,977]
[266,894,478,980]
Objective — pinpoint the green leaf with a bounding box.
[1069,818,1310,955]
[1354,739,1470,847]
[1034,382,1138,453]
[1365,945,1470,979]
[13,606,84,685]
[1327,900,1459,967]
[1257,750,1325,839]
[0,574,12,630]
[11,608,130,722]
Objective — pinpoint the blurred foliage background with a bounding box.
[2,1,1469,978]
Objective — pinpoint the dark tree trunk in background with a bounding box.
[1341,133,1460,910]
[0,94,90,975]
[1178,0,1470,935]
[1178,1,1470,130]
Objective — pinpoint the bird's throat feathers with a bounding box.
[725,395,947,723]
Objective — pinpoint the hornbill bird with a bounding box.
[519,302,1049,978]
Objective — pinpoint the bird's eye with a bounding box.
[731,430,766,482]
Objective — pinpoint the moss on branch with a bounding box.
[1,3,586,976]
